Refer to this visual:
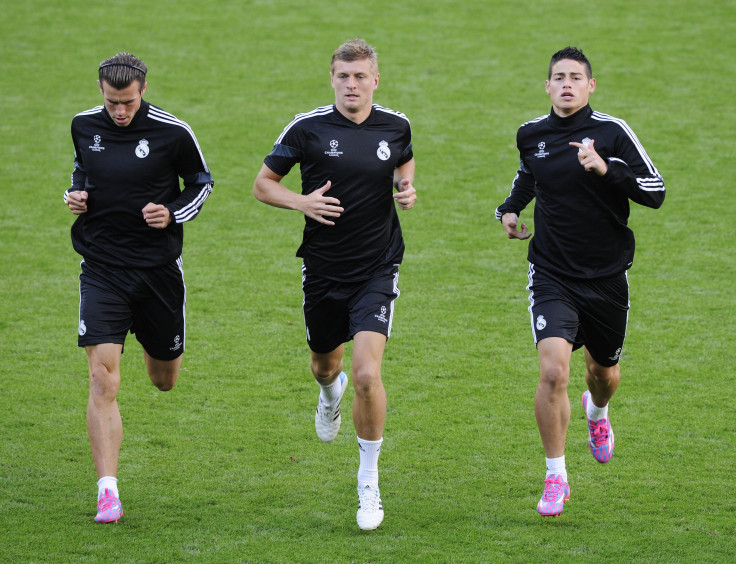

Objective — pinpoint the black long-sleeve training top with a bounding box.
[66,100,213,268]
[496,104,665,279]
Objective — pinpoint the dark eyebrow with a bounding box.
[105,97,137,104]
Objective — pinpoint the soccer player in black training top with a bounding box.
[495,47,665,517]
[253,39,416,531]
[65,52,213,523]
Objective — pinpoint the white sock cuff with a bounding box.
[357,436,383,486]
[97,476,119,498]
[545,456,566,480]
[357,436,383,447]
[319,371,346,403]
[586,398,609,421]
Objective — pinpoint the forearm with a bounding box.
[495,171,536,220]
[394,159,415,187]
[65,165,87,203]
[605,158,665,209]
[167,177,214,223]
[253,175,303,211]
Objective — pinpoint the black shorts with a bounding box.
[302,265,400,354]
[526,264,630,367]
[77,258,186,361]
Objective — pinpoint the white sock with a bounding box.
[545,456,567,482]
[357,436,383,487]
[97,476,119,499]
[319,371,346,404]
[586,396,609,421]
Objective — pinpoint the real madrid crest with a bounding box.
[135,139,150,158]
[377,140,390,161]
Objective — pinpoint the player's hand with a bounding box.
[394,178,416,210]
[66,190,88,215]
[502,213,532,240]
[570,138,608,176]
[142,202,172,229]
[302,181,343,225]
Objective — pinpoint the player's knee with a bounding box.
[154,381,175,392]
[352,365,381,397]
[311,365,334,382]
[89,365,120,400]
[587,362,619,385]
[538,363,569,390]
[310,359,342,384]
[149,371,178,391]
[144,352,181,391]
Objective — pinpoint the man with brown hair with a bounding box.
[66,52,213,523]
[496,46,664,517]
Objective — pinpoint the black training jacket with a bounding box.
[66,100,213,268]
[495,105,665,279]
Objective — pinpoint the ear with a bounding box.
[544,80,551,95]
[140,80,148,95]
[98,80,104,95]
[588,77,596,93]
[373,72,380,90]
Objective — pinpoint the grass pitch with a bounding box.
[1,0,735,562]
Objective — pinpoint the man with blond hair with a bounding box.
[254,39,416,530]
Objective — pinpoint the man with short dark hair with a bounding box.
[65,52,213,523]
[253,38,416,530]
[495,46,665,517]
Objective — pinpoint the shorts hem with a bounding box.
[145,350,185,362]
[77,337,126,348]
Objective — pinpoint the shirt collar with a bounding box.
[547,104,592,128]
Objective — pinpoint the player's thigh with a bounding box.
[144,350,182,390]
[86,343,124,372]
[352,330,387,381]
[310,345,345,380]
[85,343,124,397]
[537,337,574,378]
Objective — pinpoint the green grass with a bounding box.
[2,0,735,561]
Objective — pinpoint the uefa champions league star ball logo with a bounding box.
[377,140,390,161]
[170,334,182,351]
[135,139,150,158]
[534,141,549,159]
[325,139,343,157]
[90,134,105,152]
[374,305,388,323]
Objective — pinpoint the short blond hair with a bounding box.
[331,39,378,74]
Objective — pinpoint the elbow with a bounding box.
[651,190,666,209]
